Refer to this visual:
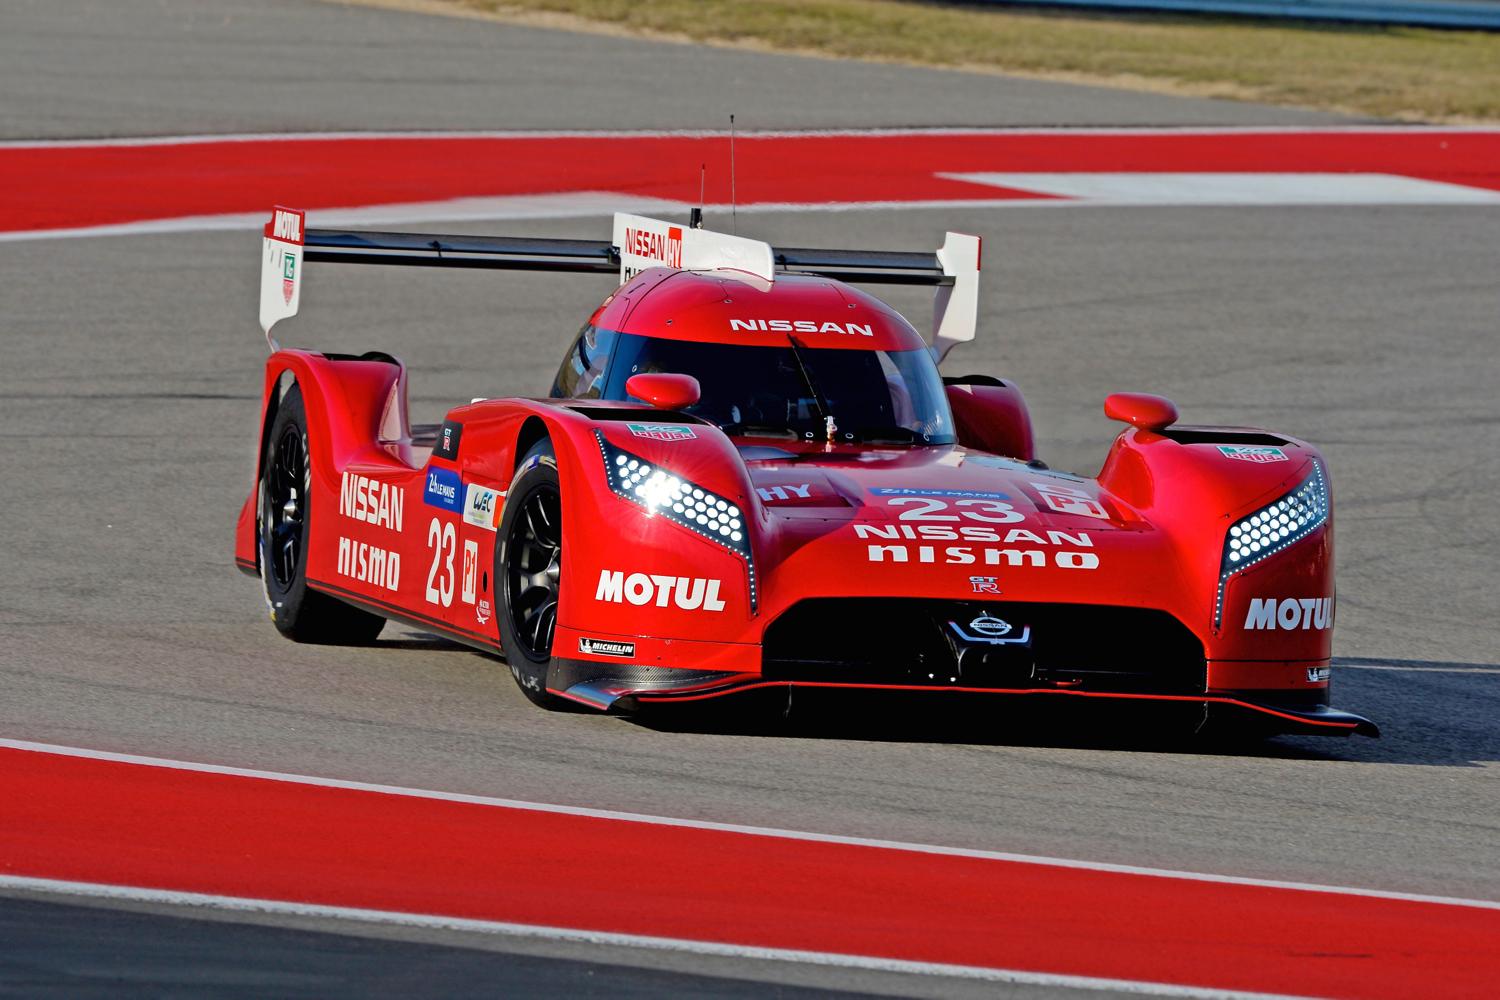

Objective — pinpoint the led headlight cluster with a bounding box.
[1214,460,1329,625]
[595,431,756,609]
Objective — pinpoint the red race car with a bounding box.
[236,207,1376,737]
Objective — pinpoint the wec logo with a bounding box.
[463,483,500,531]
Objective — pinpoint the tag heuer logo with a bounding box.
[1218,445,1288,464]
[281,253,296,304]
[627,423,696,442]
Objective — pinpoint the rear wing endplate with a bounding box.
[260,208,980,361]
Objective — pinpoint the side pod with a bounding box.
[944,375,1035,461]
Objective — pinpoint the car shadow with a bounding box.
[626,656,1500,768]
[371,629,474,651]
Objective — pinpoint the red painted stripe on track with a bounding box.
[5,130,1500,233]
[2,746,1497,998]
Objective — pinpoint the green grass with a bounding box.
[441,0,1500,122]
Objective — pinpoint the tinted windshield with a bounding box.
[603,334,955,445]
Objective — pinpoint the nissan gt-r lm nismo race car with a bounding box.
[236,207,1377,737]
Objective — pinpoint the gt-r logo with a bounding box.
[595,570,726,611]
[624,226,682,268]
[1244,597,1333,630]
[728,319,875,337]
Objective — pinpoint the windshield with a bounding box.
[603,333,955,445]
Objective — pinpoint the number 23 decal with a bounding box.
[884,497,1025,523]
[426,518,455,607]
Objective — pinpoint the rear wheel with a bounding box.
[496,441,568,708]
[259,384,385,644]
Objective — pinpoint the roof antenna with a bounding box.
[729,114,737,235]
[690,163,704,229]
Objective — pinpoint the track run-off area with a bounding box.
[4,127,1500,240]
[4,2,1500,997]
[5,739,1500,999]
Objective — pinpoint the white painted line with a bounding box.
[942,172,1500,206]
[0,874,1312,1000]
[4,737,1497,911]
[0,124,1492,149]
[0,193,683,244]
[0,194,1066,244]
[1339,662,1500,675]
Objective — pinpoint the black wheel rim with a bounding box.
[506,485,562,659]
[266,425,306,590]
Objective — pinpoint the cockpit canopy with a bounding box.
[552,270,955,445]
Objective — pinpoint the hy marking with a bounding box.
[1,738,1496,913]
[0,875,1307,1000]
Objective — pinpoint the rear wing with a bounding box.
[260,208,980,362]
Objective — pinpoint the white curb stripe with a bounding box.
[0,874,1314,1000]
[0,124,1493,150]
[943,171,1500,206]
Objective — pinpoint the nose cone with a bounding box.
[746,448,1187,612]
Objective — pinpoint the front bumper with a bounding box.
[548,655,1379,737]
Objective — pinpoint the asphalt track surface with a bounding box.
[2,0,1498,996]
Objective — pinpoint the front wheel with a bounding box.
[495,442,568,709]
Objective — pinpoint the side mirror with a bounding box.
[626,373,701,410]
[1104,392,1179,432]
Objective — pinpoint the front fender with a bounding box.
[1099,426,1335,686]
[499,408,764,651]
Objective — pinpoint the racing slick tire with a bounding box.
[259,384,385,644]
[496,441,570,709]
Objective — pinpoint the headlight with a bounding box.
[1215,461,1329,626]
[595,431,757,610]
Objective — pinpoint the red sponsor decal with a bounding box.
[263,205,304,244]
[625,225,683,268]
